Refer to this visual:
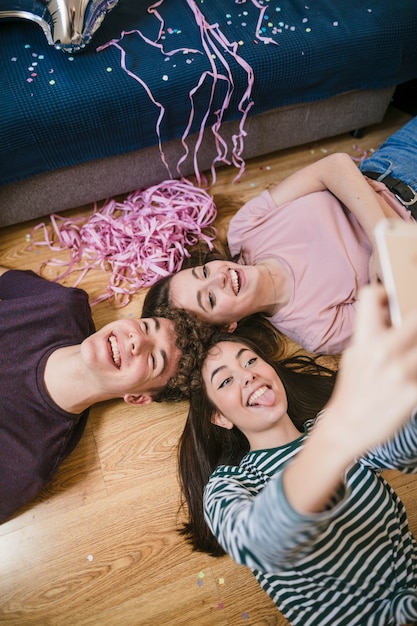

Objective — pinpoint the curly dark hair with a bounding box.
[148,305,220,402]
[149,307,290,402]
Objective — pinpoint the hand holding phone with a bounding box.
[374,219,417,326]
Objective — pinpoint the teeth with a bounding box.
[230,269,240,295]
[109,335,121,368]
[248,385,268,406]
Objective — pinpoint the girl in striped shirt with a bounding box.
[179,285,417,625]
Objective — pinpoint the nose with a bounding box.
[130,331,151,355]
[243,372,255,386]
[210,270,226,288]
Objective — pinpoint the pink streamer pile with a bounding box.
[30,179,217,306]
[97,0,276,186]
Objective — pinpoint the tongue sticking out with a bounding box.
[248,386,275,407]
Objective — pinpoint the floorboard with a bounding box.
[0,105,414,626]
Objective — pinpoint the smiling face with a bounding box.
[169,260,265,326]
[80,317,181,404]
[202,340,295,449]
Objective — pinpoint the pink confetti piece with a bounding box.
[29,178,217,306]
[350,143,370,163]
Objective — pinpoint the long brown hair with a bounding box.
[177,332,336,556]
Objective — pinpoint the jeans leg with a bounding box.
[359,116,417,190]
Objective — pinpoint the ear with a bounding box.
[211,411,234,430]
[123,393,153,406]
[223,321,237,333]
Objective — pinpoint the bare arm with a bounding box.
[269,153,400,246]
[0,266,10,277]
[283,284,417,514]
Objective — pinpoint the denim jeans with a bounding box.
[359,115,417,192]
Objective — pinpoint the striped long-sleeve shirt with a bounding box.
[204,415,417,625]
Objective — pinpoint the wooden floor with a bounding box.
[1,105,417,626]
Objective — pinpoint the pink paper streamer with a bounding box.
[97,0,275,185]
[350,144,371,162]
[30,179,217,306]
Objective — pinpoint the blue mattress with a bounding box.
[1,0,417,187]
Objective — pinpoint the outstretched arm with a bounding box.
[283,284,417,515]
[269,153,400,248]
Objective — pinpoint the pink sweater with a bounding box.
[228,181,412,354]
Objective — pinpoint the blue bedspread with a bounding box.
[1,0,417,187]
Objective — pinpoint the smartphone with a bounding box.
[374,219,417,326]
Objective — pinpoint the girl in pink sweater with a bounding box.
[143,116,417,354]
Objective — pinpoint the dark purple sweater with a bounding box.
[0,270,95,523]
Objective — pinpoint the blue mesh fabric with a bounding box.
[1,0,417,186]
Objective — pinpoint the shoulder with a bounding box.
[231,190,276,223]
[1,270,91,319]
[206,462,255,492]
[228,190,278,253]
[0,269,56,298]
[206,446,293,491]
[0,270,84,296]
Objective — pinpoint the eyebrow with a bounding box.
[191,267,208,313]
[160,349,168,377]
[151,317,168,377]
[210,364,225,383]
[210,347,248,383]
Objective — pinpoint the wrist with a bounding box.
[282,417,355,515]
